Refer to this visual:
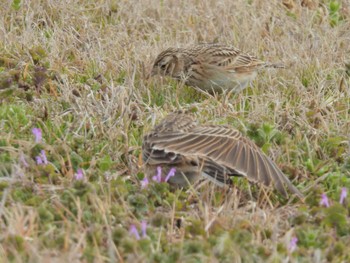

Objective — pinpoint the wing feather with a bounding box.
[143,113,303,198]
[191,44,266,73]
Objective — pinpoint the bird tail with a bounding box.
[264,63,286,69]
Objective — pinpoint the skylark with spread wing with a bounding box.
[150,43,283,93]
[142,111,302,198]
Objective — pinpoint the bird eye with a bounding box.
[160,64,167,70]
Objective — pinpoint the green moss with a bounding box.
[29,46,47,64]
[112,226,127,246]
[333,241,345,257]
[291,212,308,225]
[6,234,25,251]
[257,245,271,259]
[86,225,104,248]
[98,155,114,171]
[183,240,209,257]
[127,193,149,215]
[0,104,31,133]
[121,237,138,254]
[323,205,349,236]
[151,213,168,228]
[12,187,35,203]
[185,219,205,237]
[38,205,55,222]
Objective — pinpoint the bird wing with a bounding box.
[194,44,266,73]
[143,111,197,165]
[144,120,302,198]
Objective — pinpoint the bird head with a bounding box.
[150,48,182,78]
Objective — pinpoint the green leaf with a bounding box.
[329,1,340,12]
[11,0,21,11]
[98,155,113,171]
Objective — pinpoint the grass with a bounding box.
[0,0,350,262]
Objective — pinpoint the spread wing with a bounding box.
[143,113,302,198]
[143,111,197,165]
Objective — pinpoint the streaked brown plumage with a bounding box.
[151,43,283,93]
[142,111,303,198]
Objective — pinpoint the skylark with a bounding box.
[150,43,283,93]
[142,111,303,198]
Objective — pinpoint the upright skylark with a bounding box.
[151,43,283,93]
[142,111,303,198]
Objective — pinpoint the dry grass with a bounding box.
[0,0,350,262]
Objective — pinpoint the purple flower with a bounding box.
[36,150,48,165]
[141,221,147,238]
[340,187,347,204]
[19,153,29,168]
[74,169,84,180]
[35,156,43,165]
[151,167,177,183]
[32,128,42,143]
[289,237,298,252]
[152,166,162,182]
[129,224,140,240]
[141,177,149,189]
[320,193,330,207]
[40,150,48,164]
[164,168,176,182]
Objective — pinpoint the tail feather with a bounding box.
[264,63,286,69]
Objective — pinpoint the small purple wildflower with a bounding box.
[289,237,298,253]
[152,166,162,182]
[19,153,29,168]
[129,224,140,240]
[40,150,48,164]
[141,221,147,238]
[164,168,176,182]
[320,193,330,207]
[35,150,48,165]
[141,177,149,189]
[35,156,43,165]
[32,128,42,143]
[74,169,84,180]
[340,187,347,205]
